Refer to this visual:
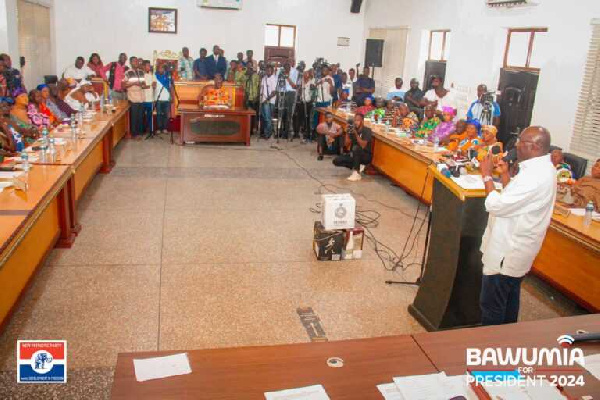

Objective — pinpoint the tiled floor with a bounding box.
[0,138,586,399]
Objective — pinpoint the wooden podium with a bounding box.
[173,81,251,145]
[408,166,488,331]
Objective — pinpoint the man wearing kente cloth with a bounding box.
[569,158,600,212]
[199,74,230,109]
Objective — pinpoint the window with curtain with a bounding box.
[570,19,600,166]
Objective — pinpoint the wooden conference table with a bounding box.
[317,107,600,313]
[111,314,600,399]
[0,103,129,329]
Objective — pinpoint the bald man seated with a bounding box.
[478,126,555,326]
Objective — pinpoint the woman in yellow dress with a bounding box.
[476,125,503,161]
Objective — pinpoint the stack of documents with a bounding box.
[264,384,330,399]
[133,353,192,382]
[378,372,475,400]
[377,372,566,399]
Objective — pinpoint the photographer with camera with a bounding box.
[333,112,372,182]
[467,84,501,127]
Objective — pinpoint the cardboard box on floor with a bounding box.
[313,221,364,261]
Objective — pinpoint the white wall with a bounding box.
[54,0,364,74]
[364,0,600,150]
[0,0,20,60]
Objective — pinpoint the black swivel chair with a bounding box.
[563,152,588,180]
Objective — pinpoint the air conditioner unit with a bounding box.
[487,0,533,7]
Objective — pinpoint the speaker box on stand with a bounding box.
[364,39,384,78]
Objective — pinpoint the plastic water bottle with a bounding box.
[434,136,440,152]
[20,151,29,172]
[100,95,105,113]
[48,138,57,162]
[385,119,390,133]
[584,201,594,227]
[70,116,77,140]
[41,127,49,150]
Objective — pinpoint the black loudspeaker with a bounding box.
[365,39,384,68]
[350,0,363,13]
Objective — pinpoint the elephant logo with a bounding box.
[31,350,54,374]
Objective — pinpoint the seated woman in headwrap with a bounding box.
[429,106,456,143]
[569,159,600,212]
[446,119,481,153]
[415,105,440,138]
[4,93,38,149]
[36,84,58,124]
[365,97,386,122]
[355,96,375,116]
[392,103,419,133]
[476,125,503,161]
[26,89,53,129]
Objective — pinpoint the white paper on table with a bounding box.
[485,385,530,400]
[443,375,475,399]
[578,353,600,380]
[377,382,405,399]
[133,352,192,382]
[451,175,502,191]
[569,208,600,219]
[264,384,330,400]
[393,372,447,400]
[0,181,13,191]
[523,379,567,399]
[0,171,25,179]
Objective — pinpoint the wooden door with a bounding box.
[496,68,539,144]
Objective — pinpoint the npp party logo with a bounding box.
[17,340,67,383]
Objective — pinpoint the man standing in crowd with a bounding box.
[355,66,375,106]
[294,70,314,142]
[104,53,129,101]
[331,63,342,105]
[0,53,24,93]
[123,56,146,137]
[260,65,277,139]
[236,52,246,67]
[279,61,298,139]
[404,78,424,116]
[206,45,227,79]
[479,126,555,325]
[467,83,501,126]
[245,50,258,71]
[312,64,335,134]
[333,112,372,182]
[63,56,96,82]
[193,48,209,80]
[347,67,357,100]
[387,77,405,102]
[179,47,194,81]
[238,64,260,133]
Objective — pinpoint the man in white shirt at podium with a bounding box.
[479,126,556,326]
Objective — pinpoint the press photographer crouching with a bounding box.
[333,112,373,182]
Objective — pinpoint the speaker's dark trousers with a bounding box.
[480,273,523,326]
[281,91,296,137]
[333,145,372,171]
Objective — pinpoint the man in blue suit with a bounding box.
[206,45,227,79]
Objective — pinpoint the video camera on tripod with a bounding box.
[312,57,329,81]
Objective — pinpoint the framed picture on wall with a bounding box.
[148,7,178,34]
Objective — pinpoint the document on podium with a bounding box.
[133,352,192,382]
[264,384,330,400]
